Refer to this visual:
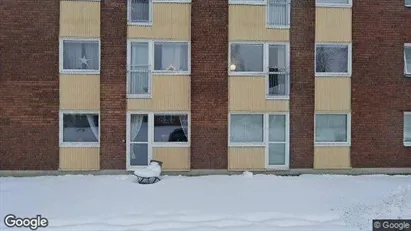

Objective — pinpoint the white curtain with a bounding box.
[63,41,98,70]
[130,115,144,159]
[155,43,188,71]
[130,43,149,94]
[86,115,98,141]
[178,115,188,139]
[268,0,289,26]
[130,0,150,22]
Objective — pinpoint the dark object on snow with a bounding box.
[133,160,163,184]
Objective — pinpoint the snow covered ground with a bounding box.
[1,173,410,231]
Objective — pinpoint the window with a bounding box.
[404,113,411,146]
[230,42,290,98]
[230,114,264,143]
[405,44,411,75]
[230,43,264,73]
[128,0,152,24]
[315,114,350,145]
[267,0,290,28]
[268,44,289,97]
[229,113,289,168]
[154,42,189,72]
[268,115,287,165]
[316,43,351,76]
[406,0,411,7]
[60,39,100,74]
[316,0,352,7]
[128,112,189,168]
[60,112,99,147]
[127,40,190,98]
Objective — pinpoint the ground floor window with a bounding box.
[127,112,189,168]
[59,111,100,147]
[404,113,411,146]
[229,113,289,168]
[315,113,351,146]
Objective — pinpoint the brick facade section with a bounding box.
[289,0,316,168]
[190,0,228,169]
[351,0,411,167]
[100,0,128,169]
[0,0,60,170]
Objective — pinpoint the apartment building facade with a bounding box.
[1,0,410,172]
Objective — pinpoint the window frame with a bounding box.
[404,43,411,76]
[127,40,191,99]
[229,41,290,99]
[266,0,291,29]
[405,0,411,7]
[315,0,352,8]
[314,112,351,147]
[127,0,153,26]
[59,111,101,148]
[228,112,290,169]
[59,38,101,75]
[315,42,352,77]
[228,0,266,5]
[404,112,411,147]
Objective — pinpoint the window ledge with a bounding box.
[405,74,411,78]
[151,143,190,148]
[266,96,290,100]
[60,70,100,75]
[228,1,266,5]
[229,72,266,77]
[314,142,350,147]
[229,143,265,147]
[266,166,289,170]
[127,94,152,99]
[404,142,411,147]
[266,25,290,30]
[316,4,352,8]
[152,72,190,76]
[315,73,351,78]
[60,143,100,148]
[154,0,191,3]
[128,22,153,27]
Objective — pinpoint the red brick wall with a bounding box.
[190,0,229,169]
[289,0,316,168]
[0,0,60,170]
[100,0,128,169]
[351,0,411,167]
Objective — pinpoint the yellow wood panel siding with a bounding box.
[60,75,100,110]
[59,147,100,171]
[60,0,100,38]
[127,76,190,111]
[228,147,266,171]
[229,5,289,41]
[152,147,190,171]
[314,146,351,169]
[316,8,352,42]
[127,3,190,40]
[315,77,350,111]
[229,77,289,112]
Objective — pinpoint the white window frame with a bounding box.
[316,0,352,8]
[59,38,101,75]
[127,40,191,98]
[266,0,291,29]
[315,43,352,77]
[229,0,266,5]
[229,42,290,99]
[59,111,100,148]
[228,113,290,169]
[127,0,153,26]
[405,43,411,76]
[154,0,191,2]
[314,112,351,147]
[404,112,411,147]
[126,111,190,170]
[405,0,411,7]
